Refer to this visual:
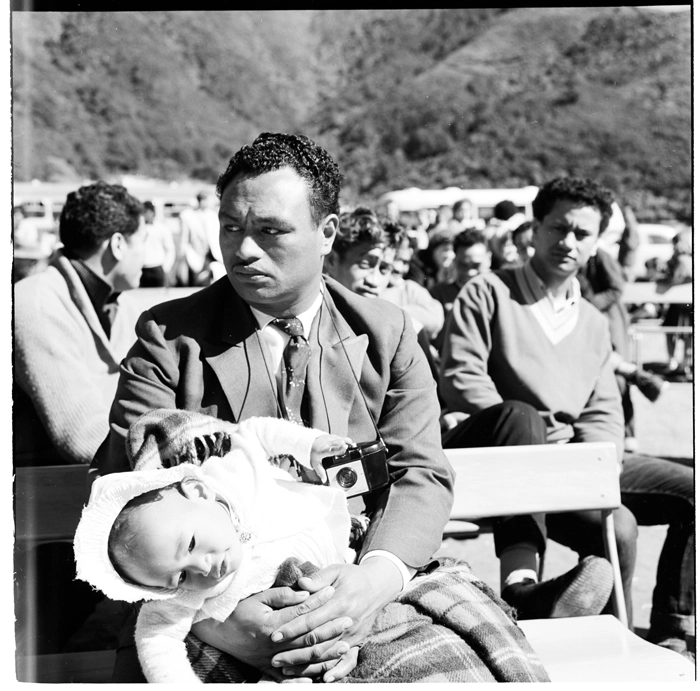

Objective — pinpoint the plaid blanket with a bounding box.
[185,557,550,683]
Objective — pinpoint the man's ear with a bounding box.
[319,214,339,257]
[108,232,127,262]
[179,478,214,501]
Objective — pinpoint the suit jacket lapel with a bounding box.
[307,293,368,436]
[202,288,280,422]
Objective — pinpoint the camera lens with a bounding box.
[336,467,358,489]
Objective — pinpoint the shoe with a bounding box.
[501,555,613,620]
[634,370,669,402]
[647,635,695,663]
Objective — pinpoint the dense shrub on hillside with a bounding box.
[12,8,691,221]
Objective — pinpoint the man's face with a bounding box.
[112,221,147,291]
[454,243,491,286]
[388,246,413,287]
[531,200,601,283]
[325,243,395,299]
[432,242,455,271]
[453,203,470,223]
[121,486,242,593]
[219,168,337,317]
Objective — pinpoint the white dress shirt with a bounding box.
[248,285,413,590]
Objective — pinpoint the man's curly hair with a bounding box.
[454,228,487,252]
[383,221,410,251]
[333,207,388,257]
[59,181,144,257]
[216,132,343,225]
[532,177,614,233]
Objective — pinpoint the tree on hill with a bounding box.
[11,8,691,221]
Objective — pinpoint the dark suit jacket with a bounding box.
[93,276,454,569]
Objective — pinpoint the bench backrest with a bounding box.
[17,443,621,544]
[621,281,692,305]
[445,442,620,521]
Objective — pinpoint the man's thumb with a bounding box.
[296,564,339,593]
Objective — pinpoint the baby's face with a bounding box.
[122,488,243,591]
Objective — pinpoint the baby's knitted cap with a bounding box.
[74,463,205,603]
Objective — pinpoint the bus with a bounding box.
[13,178,217,236]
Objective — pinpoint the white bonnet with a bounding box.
[74,463,206,603]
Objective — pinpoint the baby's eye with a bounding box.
[178,572,187,585]
[189,537,196,552]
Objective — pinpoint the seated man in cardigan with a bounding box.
[14,181,147,466]
[439,177,694,658]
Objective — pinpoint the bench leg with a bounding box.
[601,508,629,628]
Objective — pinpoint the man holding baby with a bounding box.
[93,132,551,683]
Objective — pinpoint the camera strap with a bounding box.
[323,292,385,447]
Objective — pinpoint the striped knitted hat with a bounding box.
[126,409,241,470]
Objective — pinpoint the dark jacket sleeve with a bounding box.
[358,305,455,569]
[91,308,184,476]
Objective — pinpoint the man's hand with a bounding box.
[309,435,353,483]
[191,584,350,681]
[269,558,404,681]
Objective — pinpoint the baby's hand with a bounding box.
[310,435,353,483]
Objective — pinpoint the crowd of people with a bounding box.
[12,132,694,682]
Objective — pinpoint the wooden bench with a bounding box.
[443,442,695,682]
[14,464,117,683]
[622,281,692,305]
[16,448,695,683]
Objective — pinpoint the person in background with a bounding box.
[489,229,520,270]
[578,245,667,452]
[382,223,444,344]
[325,209,443,428]
[439,177,694,659]
[174,191,222,286]
[322,207,396,300]
[446,198,473,234]
[14,181,146,466]
[659,228,693,381]
[139,201,176,287]
[425,204,453,239]
[13,204,54,283]
[485,200,526,267]
[617,204,640,283]
[406,227,456,291]
[512,221,535,265]
[430,228,491,349]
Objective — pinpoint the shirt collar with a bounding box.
[67,257,120,312]
[523,259,580,310]
[249,285,324,338]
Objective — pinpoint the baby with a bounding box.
[74,409,357,684]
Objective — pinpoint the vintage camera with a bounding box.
[322,440,390,498]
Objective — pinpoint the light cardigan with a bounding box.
[439,264,625,461]
[13,252,142,463]
[128,418,351,684]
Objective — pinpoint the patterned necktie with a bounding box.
[272,317,310,425]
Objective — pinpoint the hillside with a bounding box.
[11,7,692,221]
